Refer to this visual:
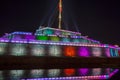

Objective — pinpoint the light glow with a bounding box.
[36,35,48,40]
[78,68,89,76]
[0,68,117,80]
[92,68,101,75]
[105,48,111,57]
[64,69,75,76]
[0,43,7,55]
[43,29,53,35]
[62,38,70,42]
[10,70,24,80]
[0,71,3,80]
[92,47,102,57]
[50,36,59,41]
[73,38,80,43]
[47,69,60,77]
[31,45,45,56]
[11,44,26,56]
[31,69,44,78]
[49,45,61,56]
[78,47,89,57]
[25,35,35,40]
[64,46,76,57]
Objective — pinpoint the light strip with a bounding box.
[109,69,119,78]
[38,27,81,35]
[0,39,119,49]
[21,75,109,80]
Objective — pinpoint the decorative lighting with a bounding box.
[21,75,110,80]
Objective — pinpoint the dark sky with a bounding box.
[0,0,120,45]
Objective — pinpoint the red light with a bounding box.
[64,69,75,76]
[64,46,76,57]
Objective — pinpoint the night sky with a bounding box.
[0,0,120,45]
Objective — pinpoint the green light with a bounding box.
[50,36,59,41]
[36,35,49,40]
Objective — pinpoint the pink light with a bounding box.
[105,48,111,57]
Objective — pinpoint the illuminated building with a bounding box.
[0,27,120,57]
[0,0,119,79]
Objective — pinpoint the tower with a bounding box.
[58,0,62,29]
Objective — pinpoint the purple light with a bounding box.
[0,39,9,42]
[78,47,89,57]
[109,69,119,78]
[25,35,35,40]
[78,68,89,76]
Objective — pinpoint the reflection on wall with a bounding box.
[11,44,26,56]
[105,68,111,75]
[10,70,24,80]
[31,69,44,78]
[64,69,75,76]
[105,48,111,57]
[49,45,61,56]
[47,69,60,77]
[78,68,89,76]
[92,47,102,57]
[31,45,45,56]
[92,68,101,75]
[0,43,7,55]
[0,71,3,80]
[78,47,89,57]
[64,46,76,57]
